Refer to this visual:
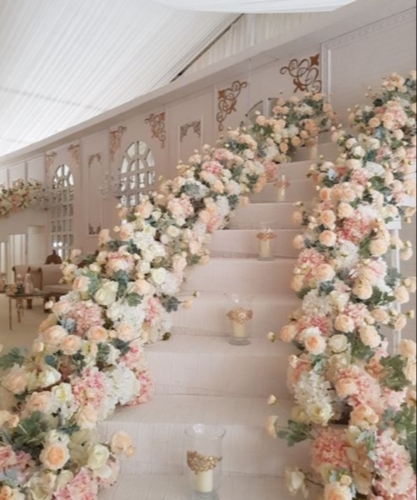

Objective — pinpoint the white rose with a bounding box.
[94,281,119,306]
[329,335,349,353]
[151,268,167,285]
[285,468,308,498]
[87,444,110,470]
[166,226,180,238]
[52,383,73,405]
[56,471,74,489]
[38,366,62,389]
[307,403,334,425]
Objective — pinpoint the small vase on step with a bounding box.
[226,294,253,346]
[275,175,290,202]
[307,137,319,160]
[257,227,277,261]
[186,424,226,500]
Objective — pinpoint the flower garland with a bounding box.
[0,180,45,218]
[271,72,417,500]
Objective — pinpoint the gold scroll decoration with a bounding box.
[217,80,248,132]
[68,144,81,170]
[145,112,166,149]
[227,308,253,325]
[280,54,322,93]
[88,153,102,168]
[180,120,202,142]
[110,126,127,161]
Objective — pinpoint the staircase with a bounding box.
[100,144,336,500]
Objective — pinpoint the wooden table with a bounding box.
[7,292,45,330]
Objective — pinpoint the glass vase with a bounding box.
[226,294,253,346]
[275,174,290,202]
[256,225,277,261]
[186,424,226,500]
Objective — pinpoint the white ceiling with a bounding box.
[0,0,235,157]
[0,0,355,158]
[152,0,357,13]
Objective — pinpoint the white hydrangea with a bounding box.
[302,290,333,317]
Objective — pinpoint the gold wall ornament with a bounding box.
[227,308,253,325]
[257,230,277,242]
[280,54,322,93]
[187,451,222,474]
[145,112,167,149]
[68,144,81,170]
[216,80,248,131]
[180,120,202,142]
[88,153,102,168]
[45,152,58,172]
[110,126,127,161]
[89,223,102,236]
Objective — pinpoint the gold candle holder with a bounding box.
[275,175,290,202]
[227,307,253,346]
[257,229,277,261]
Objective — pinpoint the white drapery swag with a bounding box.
[152,0,357,13]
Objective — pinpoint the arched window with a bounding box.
[119,141,156,208]
[50,165,74,260]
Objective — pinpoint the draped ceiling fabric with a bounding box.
[184,12,323,75]
[0,0,235,157]
[151,0,358,13]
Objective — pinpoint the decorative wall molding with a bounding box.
[110,126,127,161]
[216,80,248,131]
[280,54,322,93]
[88,153,102,168]
[145,112,167,149]
[45,152,57,173]
[88,223,102,236]
[180,120,202,142]
[321,7,416,98]
[68,144,81,170]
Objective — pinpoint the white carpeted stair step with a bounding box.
[210,229,300,259]
[229,203,300,230]
[250,179,316,204]
[100,475,290,500]
[173,292,298,339]
[183,258,295,294]
[292,140,339,162]
[274,160,314,181]
[101,396,309,477]
[147,335,295,399]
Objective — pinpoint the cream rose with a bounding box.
[117,323,135,342]
[291,406,309,424]
[321,210,337,228]
[151,268,167,285]
[293,235,305,250]
[87,326,108,344]
[87,444,110,470]
[351,405,379,428]
[370,239,389,257]
[329,335,349,353]
[285,468,308,499]
[2,367,29,395]
[371,308,390,324]
[319,230,337,247]
[265,416,278,439]
[338,203,354,219]
[43,326,68,348]
[353,279,373,301]
[40,442,70,471]
[399,339,417,359]
[404,360,417,385]
[304,331,326,355]
[292,211,303,226]
[395,315,408,331]
[94,281,119,306]
[314,264,336,283]
[336,378,357,398]
[359,326,381,348]
[72,276,91,294]
[60,335,82,355]
[291,275,305,292]
[307,403,334,425]
[26,392,54,413]
[335,315,355,334]
[119,223,134,241]
[395,286,411,304]
[325,483,353,500]
[280,324,298,343]
[75,405,99,430]
[111,431,134,456]
[98,229,111,246]
[38,366,62,389]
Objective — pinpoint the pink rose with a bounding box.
[43,325,68,347]
[88,326,109,343]
[359,326,381,348]
[40,442,70,471]
[335,315,355,334]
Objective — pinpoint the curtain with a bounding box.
[151,0,357,13]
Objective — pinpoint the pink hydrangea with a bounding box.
[311,428,350,474]
[54,468,99,500]
[298,315,331,337]
[105,252,135,276]
[145,297,164,325]
[350,168,371,186]
[343,302,369,329]
[71,367,107,409]
[202,160,223,177]
[65,301,104,337]
[0,446,33,483]
[127,368,154,405]
[374,430,415,498]
[121,342,146,371]
[339,211,374,244]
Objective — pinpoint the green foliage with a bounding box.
[111,339,131,357]
[126,293,143,307]
[113,270,129,299]
[278,421,312,447]
[96,343,111,365]
[347,333,375,362]
[44,355,59,369]
[385,267,402,288]
[8,412,50,456]
[380,356,409,391]
[0,348,27,370]
[161,295,181,313]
